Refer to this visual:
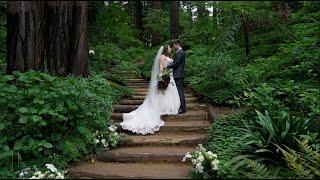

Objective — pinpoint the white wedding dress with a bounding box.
[120,46,180,135]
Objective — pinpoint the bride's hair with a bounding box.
[161,44,171,57]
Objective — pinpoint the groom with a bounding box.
[167,39,186,114]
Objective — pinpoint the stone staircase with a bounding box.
[67,78,228,179]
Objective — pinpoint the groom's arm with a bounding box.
[167,51,183,69]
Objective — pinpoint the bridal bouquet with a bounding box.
[156,68,173,95]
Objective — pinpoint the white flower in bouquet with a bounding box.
[182,152,192,162]
[211,159,219,171]
[95,139,100,144]
[195,162,204,173]
[19,171,25,177]
[197,144,206,151]
[45,164,57,173]
[101,139,106,144]
[38,173,45,179]
[109,125,117,132]
[191,159,197,165]
[197,155,204,162]
[89,49,95,54]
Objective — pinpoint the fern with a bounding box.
[211,21,241,54]
[274,138,320,179]
[244,158,280,179]
[225,155,280,179]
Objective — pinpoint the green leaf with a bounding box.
[32,115,42,122]
[42,142,53,149]
[38,146,43,152]
[19,116,29,123]
[55,106,64,112]
[3,145,10,152]
[13,141,23,150]
[0,122,5,131]
[40,120,47,126]
[48,110,58,116]
[77,126,87,134]
[39,108,48,115]
[18,107,28,113]
[4,75,15,81]
[4,85,17,93]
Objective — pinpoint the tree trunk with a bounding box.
[69,1,89,77]
[188,1,193,28]
[241,14,250,56]
[135,0,143,40]
[7,1,45,74]
[45,1,73,76]
[196,1,207,18]
[151,1,161,47]
[169,1,180,39]
[46,1,89,77]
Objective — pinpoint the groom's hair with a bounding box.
[173,39,181,46]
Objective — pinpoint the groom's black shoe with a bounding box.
[178,109,186,114]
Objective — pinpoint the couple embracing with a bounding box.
[120,40,186,135]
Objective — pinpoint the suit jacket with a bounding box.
[167,49,185,79]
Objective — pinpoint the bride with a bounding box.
[120,45,181,135]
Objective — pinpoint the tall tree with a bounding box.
[7,1,89,77]
[7,1,45,75]
[151,1,161,47]
[45,1,89,77]
[196,1,208,18]
[169,1,180,39]
[135,0,143,40]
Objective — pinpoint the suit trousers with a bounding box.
[174,78,186,111]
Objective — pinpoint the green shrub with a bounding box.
[238,110,311,160]
[0,71,131,167]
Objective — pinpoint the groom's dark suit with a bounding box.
[167,48,186,112]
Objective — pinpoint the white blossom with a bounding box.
[45,164,57,173]
[182,152,192,162]
[197,144,206,151]
[197,155,204,162]
[195,162,204,173]
[108,125,117,132]
[95,139,100,144]
[38,174,45,178]
[211,159,219,171]
[89,49,95,54]
[191,159,197,165]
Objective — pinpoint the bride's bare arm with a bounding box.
[159,55,165,75]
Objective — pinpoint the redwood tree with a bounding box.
[135,0,143,40]
[151,1,161,47]
[7,1,45,75]
[169,1,180,39]
[7,1,89,77]
[46,1,89,77]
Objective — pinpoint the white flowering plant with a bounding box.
[16,164,67,179]
[182,144,219,179]
[93,124,125,150]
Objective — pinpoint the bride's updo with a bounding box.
[162,44,171,57]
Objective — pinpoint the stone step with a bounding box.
[111,110,208,121]
[125,78,149,83]
[119,132,208,147]
[97,146,196,163]
[115,121,210,133]
[126,82,150,86]
[113,103,207,113]
[133,92,194,97]
[67,162,192,179]
[119,97,198,105]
